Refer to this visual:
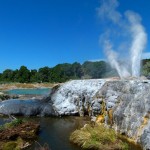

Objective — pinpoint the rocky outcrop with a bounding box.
[0,79,150,149]
[50,79,150,149]
[50,79,106,116]
[96,80,150,150]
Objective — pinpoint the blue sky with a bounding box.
[0,0,149,72]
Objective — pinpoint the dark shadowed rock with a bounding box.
[0,99,55,116]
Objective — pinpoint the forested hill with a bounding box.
[0,59,150,83]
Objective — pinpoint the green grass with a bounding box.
[70,124,128,150]
[4,119,23,128]
[0,118,24,131]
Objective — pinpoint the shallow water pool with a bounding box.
[5,88,51,96]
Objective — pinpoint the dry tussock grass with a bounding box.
[70,124,128,150]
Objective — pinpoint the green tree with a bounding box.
[38,67,51,82]
[50,64,65,83]
[50,63,80,82]
[2,69,14,82]
[18,66,30,83]
[12,69,19,82]
[61,63,73,78]
[30,69,39,82]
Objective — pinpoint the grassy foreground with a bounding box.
[70,124,128,150]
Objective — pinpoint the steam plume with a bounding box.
[98,0,147,78]
[104,40,131,78]
[126,11,147,77]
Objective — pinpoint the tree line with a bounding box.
[0,59,149,83]
[0,61,115,83]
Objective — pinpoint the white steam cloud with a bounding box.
[98,0,147,78]
[104,40,131,78]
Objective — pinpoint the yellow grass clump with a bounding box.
[70,124,128,150]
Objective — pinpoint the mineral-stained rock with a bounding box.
[0,79,150,149]
[98,80,150,150]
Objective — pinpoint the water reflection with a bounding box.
[29,117,90,150]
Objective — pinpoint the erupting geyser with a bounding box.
[127,11,147,77]
[98,0,147,78]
